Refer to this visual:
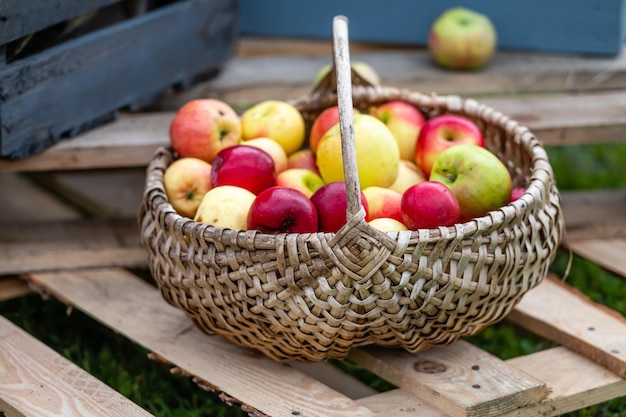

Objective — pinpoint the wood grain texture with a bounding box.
[566,238,626,279]
[0,218,145,275]
[24,268,376,417]
[0,315,154,417]
[560,189,626,240]
[0,0,236,160]
[349,341,548,417]
[509,275,626,378]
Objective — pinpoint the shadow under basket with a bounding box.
[139,19,564,362]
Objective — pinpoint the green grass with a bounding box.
[1,142,625,416]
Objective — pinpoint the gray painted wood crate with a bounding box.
[0,0,237,160]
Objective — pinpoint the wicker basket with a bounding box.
[139,17,564,362]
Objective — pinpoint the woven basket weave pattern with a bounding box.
[140,85,564,362]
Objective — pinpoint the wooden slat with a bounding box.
[0,218,145,275]
[0,315,154,417]
[348,341,549,417]
[509,275,626,378]
[3,89,626,173]
[23,268,376,417]
[0,277,31,302]
[356,346,626,417]
[560,189,626,241]
[566,238,626,279]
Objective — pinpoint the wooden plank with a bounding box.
[0,218,145,275]
[0,277,31,302]
[509,275,626,378]
[0,173,81,221]
[29,168,147,218]
[348,341,549,417]
[0,315,154,417]
[566,238,626,279]
[0,0,236,160]
[3,88,626,173]
[0,1,122,44]
[356,347,626,417]
[23,268,377,417]
[560,189,626,240]
[290,362,378,400]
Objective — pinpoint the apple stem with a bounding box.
[332,16,363,220]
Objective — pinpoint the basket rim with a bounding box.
[142,86,559,245]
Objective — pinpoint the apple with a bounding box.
[309,106,360,154]
[430,144,512,222]
[241,137,288,174]
[194,185,256,230]
[316,114,400,189]
[240,100,305,155]
[368,218,408,232]
[415,114,485,178]
[310,182,369,233]
[169,98,241,163]
[163,157,213,218]
[401,181,461,230]
[388,160,427,193]
[287,149,321,176]
[362,186,403,223]
[369,101,425,161]
[211,145,275,195]
[275,168,325,198]
[247,186,319,234]
[313,61,381,89]
[428,7,497,71]
[511,187,526,202]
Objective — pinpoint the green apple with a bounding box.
[428,7,497,70]
[430,144,511,222]
[315,114,400,189]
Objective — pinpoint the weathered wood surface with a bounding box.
[0,0,122,45]
[566,238,626,280]
[0,315,155,417]
[0,277,31,302]
[2,90,625,173]
[19,266,626,417]
[508,275,626,378]
[0,218,145,275]
[349,341,549,417]
[0,0,236,160]
[23,267,377,417]
[561,189,626,241]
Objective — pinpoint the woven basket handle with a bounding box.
[332,16,363,221]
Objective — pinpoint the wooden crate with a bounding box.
[1,38,625,416]
[0,0,237,161]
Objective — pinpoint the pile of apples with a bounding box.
[164,93,523,234]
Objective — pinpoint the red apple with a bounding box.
[511,187,526,202]
[415,114,485,178]
[310,182,369,233]
[401,181,461,229]
[247,186,319,234]
[169,98,241,163]
[287,149,321,176]
[309,106,360,154]
[211,145,275,195]
[163,157,213,218]
[370,101,425,161]
[429,144,512,222]
[275,168,325,198]
[362,186,403,223]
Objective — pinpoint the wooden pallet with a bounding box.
[1,38,625,416]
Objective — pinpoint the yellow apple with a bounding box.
[194,185,256,230]
[362,186,403,223]
[388,160,427,193]
[163,157,213,218]
[316,114,400,189]
[241,100,305,156]
[275,168,325,198]
[368,217,408,232]
[241,137,288,174]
